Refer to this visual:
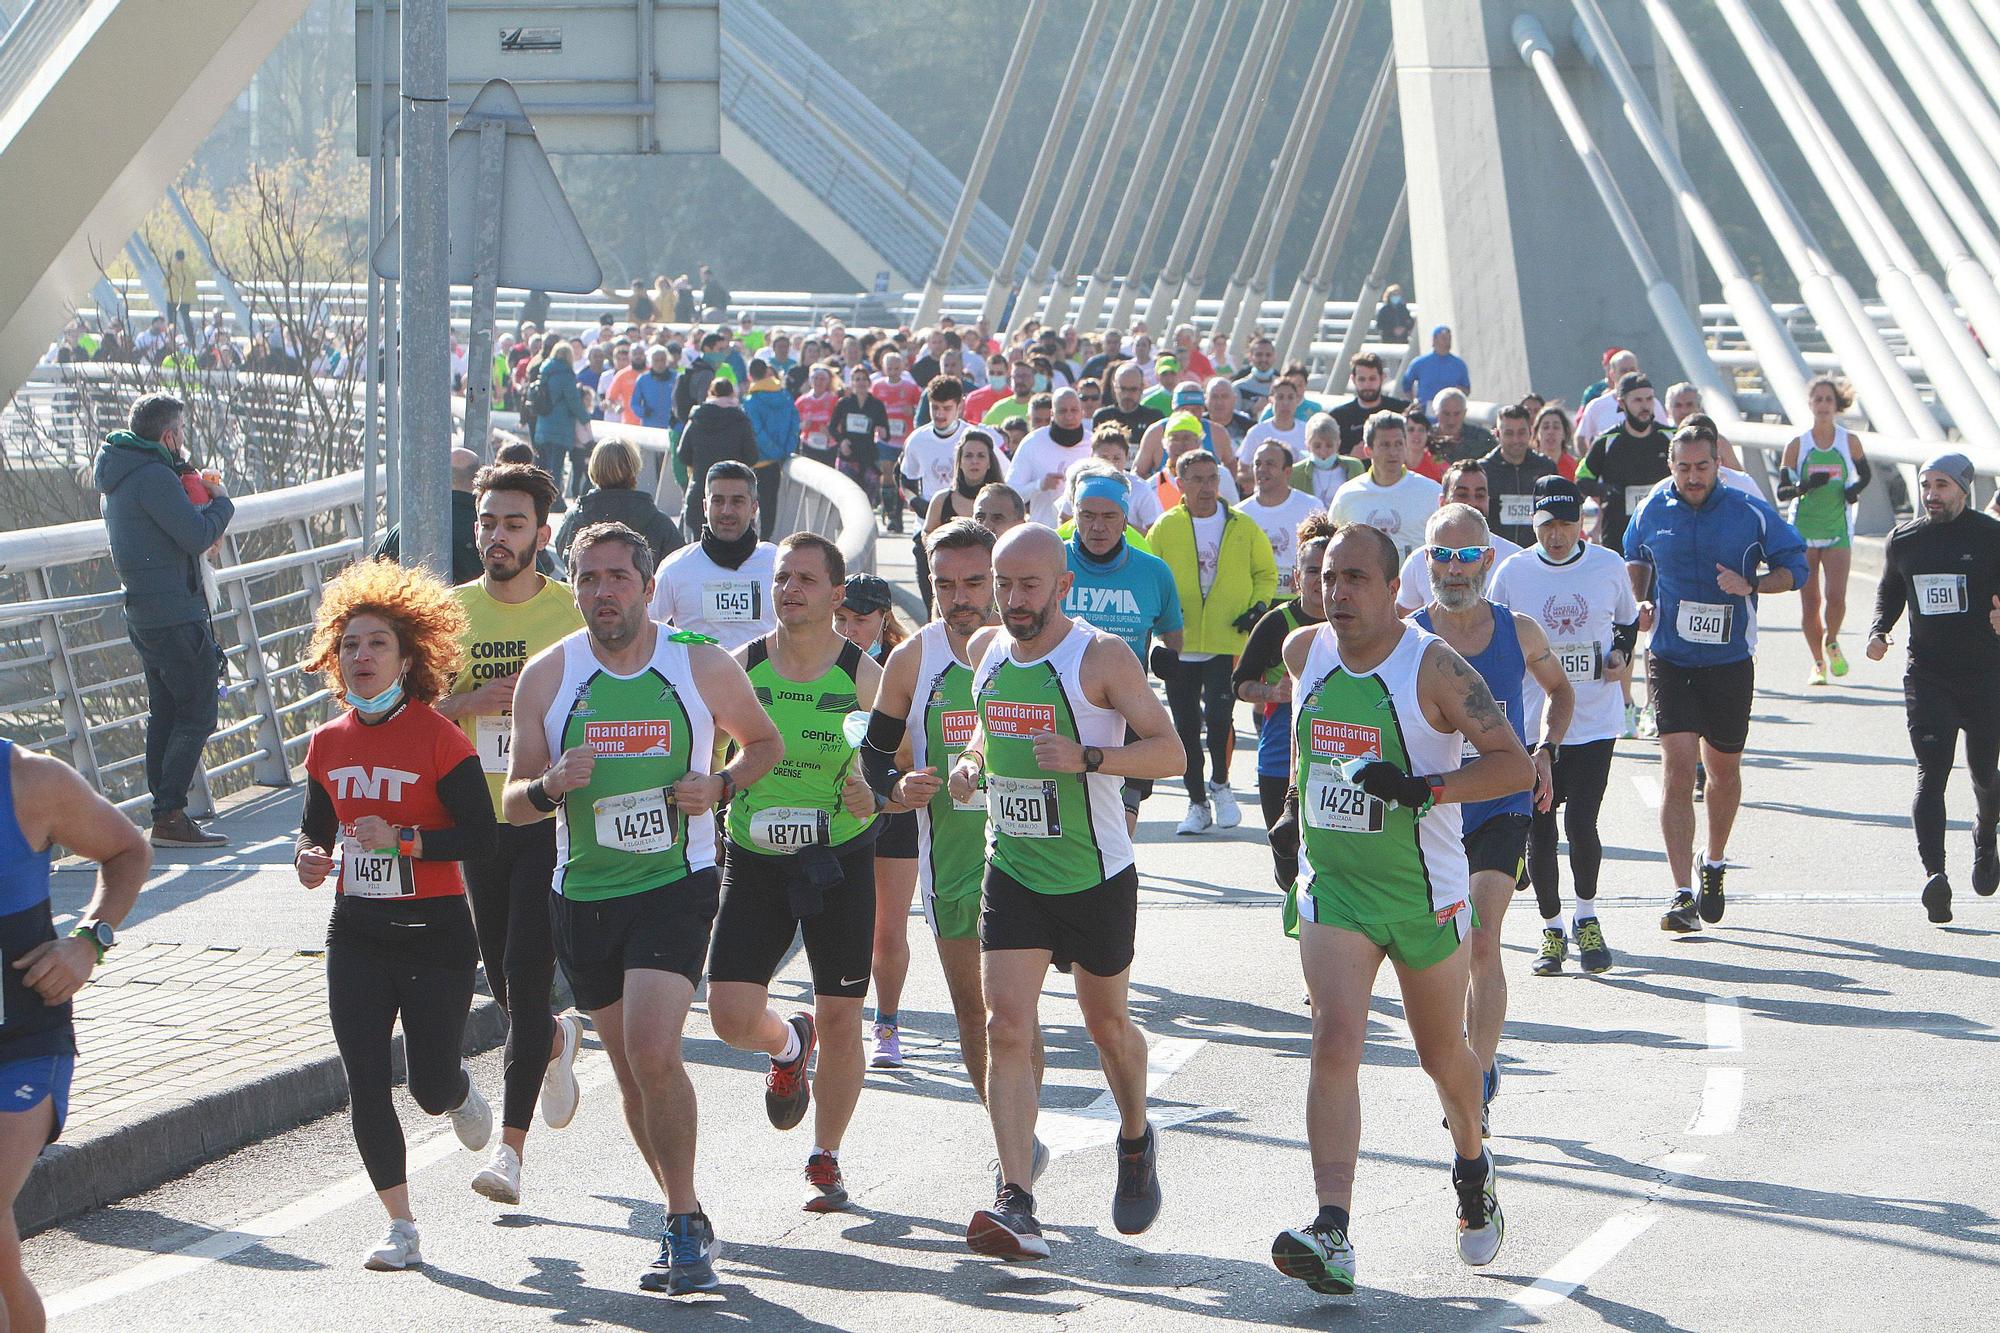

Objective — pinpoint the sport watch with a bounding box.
[1083,746,1105,774]
[70,919,115,963]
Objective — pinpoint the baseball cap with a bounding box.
[1156,354,1181,373]
[1617,370,1653,398]
[1532,475,1583,523]
[841,573,894,616]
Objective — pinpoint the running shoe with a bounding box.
[1111,1124,1162,1235]
[766,1013,816,1131]
[1575,918,1613,974]
[362,1218,422,1271]
[1621,702,1641,739]
[641,1211,721,1294]
[989,1135,1052,1193]
[1531,927,1567,977]
[1660,890,1701,934]
[1974,841,1998,897]
[449,1062,493,1151]
[1209,782,1243,830]
[1638,704,1658,739]
[967,1185,1050,1261]
[541,1013,584,1130]
[1922,872,1954,924]
[1807,665,1828,687]
[470,1143,521,1205]
[1176,802,1213,836]
[1271,1220,1355,1295]
[803,1150,851,1212]
[1454,1150,1504,1267]
[1826,639,1849,677]
[1697,862,1727,924]
[1694,762,1707,803]
[870,1023,904,1069]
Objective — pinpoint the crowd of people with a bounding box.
[8,300,1996,1319]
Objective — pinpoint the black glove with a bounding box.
[1267,786,1300,860]
[1775,467,1800,503]
[1843,483,1865,504]
[1150,644,1180,681]
[1232,602,1268,634]
[1802,469,1835,491]
[1351,760,1433,810]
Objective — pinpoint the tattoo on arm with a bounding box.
[1436,650,1507,735]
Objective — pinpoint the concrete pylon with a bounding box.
[1390,0,1692,394]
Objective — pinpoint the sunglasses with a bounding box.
[1428,544,1490,564]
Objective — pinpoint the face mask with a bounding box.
[1034,374,1049,392]
[1310,455,1339,471]
[1251,367,1275,382]
[346,677,404,715]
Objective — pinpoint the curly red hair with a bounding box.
[302,558,469,706]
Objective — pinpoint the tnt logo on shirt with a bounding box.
[941,710,978,747]
[584,720,674,757]
[985,701,1056,737]
[1309,720,1381,761]
[327,765,421,801]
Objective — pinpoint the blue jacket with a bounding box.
[742,379,801,462]
[531,357,587,447]
[92,431,234,629]
[630,368,677,431]
[1624,480,1807,666]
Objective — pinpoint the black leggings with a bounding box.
[1528,739,1615,920]
[465,821,559,1132]
[1166,656,1236,799]
[1259,773,1295,889]
[1909,721,2000,876]
[327,897,478,1191]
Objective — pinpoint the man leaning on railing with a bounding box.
[91,393,235,848]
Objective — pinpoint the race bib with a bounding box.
[1305,768,1384,834]
[1554,641,1603,683]
[340,830,406,898]
[806,428,829,449]
[1677,600,1733,644]
[702,581,761,623]
[1497,493,1533,526]
[1913,573,1967,615]
[476,712,513,775]
[749,805,830,854]
[845,412,872,436]
[988,774,1061,838]
[593,787,680,855]
[1624,483,1655,515]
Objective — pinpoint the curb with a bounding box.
[19,996,509,1237]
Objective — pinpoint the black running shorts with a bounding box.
[981,863,1139,979]
[1463,812,1530,878]
[708,839,878,998]
[1648,654,1755,753]
[551,868,720,1012]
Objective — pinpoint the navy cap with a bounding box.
[842,573,894,615]
[1533,474,1583,523]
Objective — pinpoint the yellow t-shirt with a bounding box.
[450,575,585,805]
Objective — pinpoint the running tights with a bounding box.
[1166,656,1236,801]
[1909,722,2000,876]
[466,823,559,1132]
[1259,773,1295,890]
[1528,739,1615,920]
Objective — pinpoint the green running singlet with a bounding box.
[910,621,986,926]
[728,636,876,854]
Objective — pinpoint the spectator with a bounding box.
[92,393,236,848]
[699,264,730,315]
[376,447,487,586]
[530,341,588,498]
[625,277,655,324]
[1376,283,1416,344]
[554,437,683,570]
[672,273,696,323]
[135,316,170,363]
[676,376,758,537]
[165,249,200,344]
[630,346,678,432]
[743,356,801,533]
[1400,324,1471,404]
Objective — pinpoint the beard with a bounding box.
[485,543,536,581]
[1435,578,1484,611]
[1004,603,1050,642]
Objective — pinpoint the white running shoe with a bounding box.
[471,1143,522,1204]
[541,1013,584,1130]
[1209,782,1242,829]
[1454,1150,1505,1267]
[362,1218,422,1271]
[449,1062,493,1151]
[1176,803,1213,836]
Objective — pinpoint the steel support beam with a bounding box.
[1322,186,1408,396]
[397,0,452,578]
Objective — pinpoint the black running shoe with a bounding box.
[967,1185,1050,1261]
[1697,862,1726,924]
[1660,890,1701,934]
[1111,1124,1162,1235]
[1271,1220,1355,1294]
[765,1013,816,1131]
[1975,842,1999,897]
[1922,872,1954,924]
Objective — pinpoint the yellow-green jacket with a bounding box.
[1147,502,1278,656]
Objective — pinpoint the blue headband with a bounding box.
[1076,473,1131,516]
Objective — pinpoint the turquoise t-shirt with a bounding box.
[1062,539,1183,662]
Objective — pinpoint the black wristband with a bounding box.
[526,776,559,813]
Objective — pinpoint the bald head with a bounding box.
[992,523,1072,645]
[994,521,1065,576]
[450,447,481,491]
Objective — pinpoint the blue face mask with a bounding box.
[346,677,404,714]
[1251,367,1275,382]
[1310,454,1340,472]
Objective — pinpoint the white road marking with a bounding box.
[1687,1068,1745,1136]
[1705,997,1743,1050]
[1631,774,1663,809]
[1501,1151,1704,1316]
[1037,1037,1228,1159]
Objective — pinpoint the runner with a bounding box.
[1867,453,2000,924]
[1267,523,1532,1294]
[708,533,887,1218]
[1294,413,1363,510]
[923,428,1006,534]
[1008,387,1094,528]
[296,560,500,1272]
[1414,506,1572,1135]
[1329,352,1408,453]
[1478,403,1559,549]
[1234,515,1332,889]
[831,365,891,520]
[1491,477,1639,974]
[1238,441,1327,589]
[504,521,781,1296]
[1243,376,1309,459]
[437,464,587,1206]
[974,483,1027,540]
[834,574,921,1070]
[0,742,147,1325]
[650,462,778,650]
[1394,462,1522,614]
[1576,371,1671,554]
[1626,424,1806,933]
[873,351,922,533]
[949,524,1183,1261]
[1328,412,1443,561]
[795,364,839,467]
[1777,377,1871,686]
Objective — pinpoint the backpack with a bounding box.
[530,370,554,418]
